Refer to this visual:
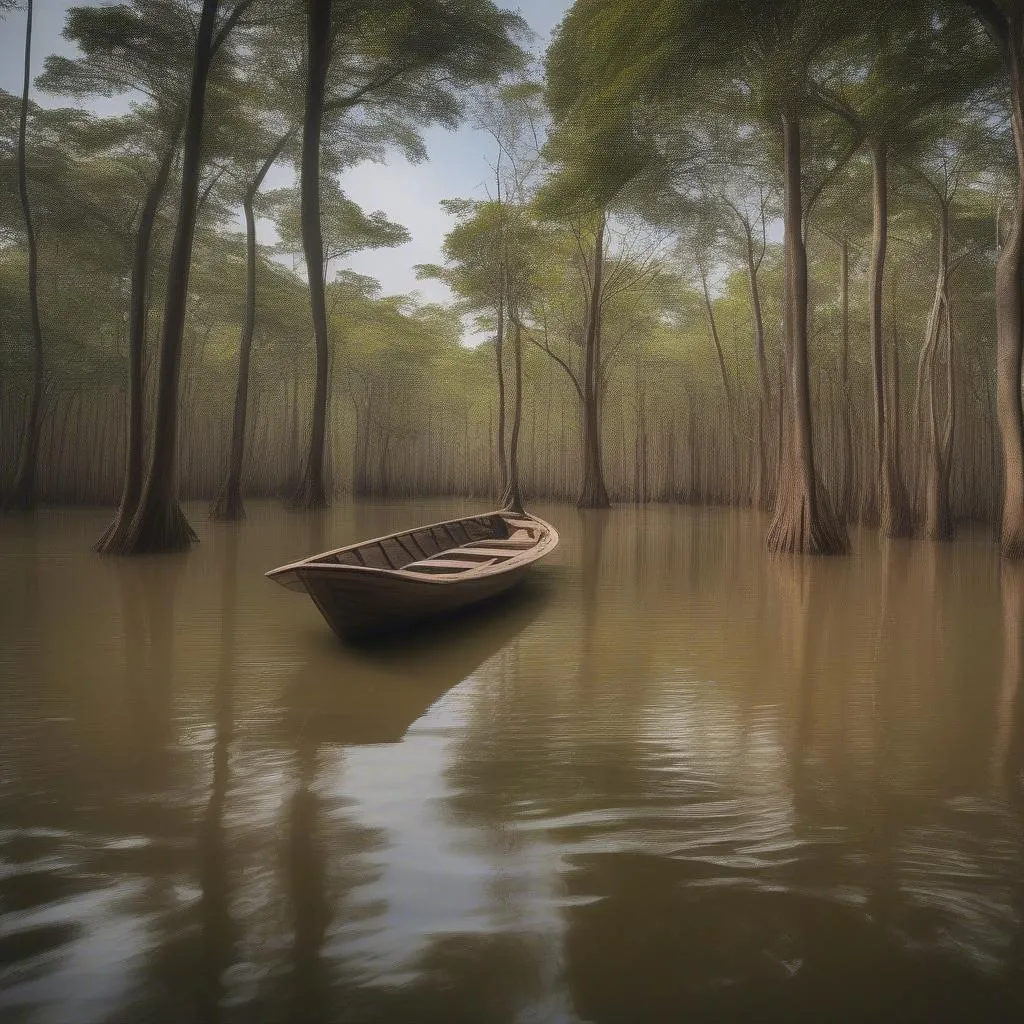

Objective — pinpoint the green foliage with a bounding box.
[266,179,409,277]
[0,0,1017,532]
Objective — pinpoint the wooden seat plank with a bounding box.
[455,547,522,557]
[405,556,498,572]
[464,540,533,551]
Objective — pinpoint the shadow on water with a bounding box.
[280,574,557,748]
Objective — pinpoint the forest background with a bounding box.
[1,0,1023,560]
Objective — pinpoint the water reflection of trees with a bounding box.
[3,509,1024,1022]
[243,579,553,1023]
[418,512,1024,1021]
[0,527,201,1018]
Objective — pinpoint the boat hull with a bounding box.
[296,561,532,638]
[298,561,532,639]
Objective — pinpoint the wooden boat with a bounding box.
[266,508,559,638]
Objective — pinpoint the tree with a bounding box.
[292,0,528,509]
[418,79,554,510]
[212,11,427,519]
[418,198,513,499]
[575,211,611,509]
[295,0,333,510]
[812,164,873,521]
[420,195,554,509]
[209,125,297,521]
[957,0,1024,558]
[210,30,303,521]
[38,1,236,548]
[744,7,859,555]
[546,0,857,550]
[812,5,989,536]
[719,180,777,510]
[271,178,409,500]
[108,0,256,552]
[3,0,44,513]
[903,111,994,538]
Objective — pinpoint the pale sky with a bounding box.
[0,0,572,313]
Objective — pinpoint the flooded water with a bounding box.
[1,500,1022,1023]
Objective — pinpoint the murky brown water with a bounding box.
[1,500,1022,1023]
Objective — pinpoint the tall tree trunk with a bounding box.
[495,286,508,496]
[502,318,525,513]
[212,132,291,521]
[766,110,848,554]
[110,0,220,553]
[96,142,177,550]
[5,0,43,514]
[996,30,1024,558]
[869,141,911,537]
[294,0,333,510]
[839,234,854,516]
[578,214,611,509]
[352,395,372,496]
[917,199,956,540]
[284,355,301,496]
[744,219,771,510]
[699,263,734,410]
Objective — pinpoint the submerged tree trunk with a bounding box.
[106,0,221,553]
[5,0,44,514]
[578,214,611,509]
[766,110,848,555]
[294,0,333,510]
[502,318,525,514]
[212,133,291,521]
[995,32,1024,558]
[869,142,911,537]
[96,143,177,550]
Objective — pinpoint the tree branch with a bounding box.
[211,0,256,59]
[524,322,584,403]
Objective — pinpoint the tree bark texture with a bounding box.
[96,142,177,549]
[869,142,911,537]
[295,0,333,510]
[110,0,220,553]
[578,215,611,509]
[212,132,291,521]
[501,318,525,514]
[766,110,848,554]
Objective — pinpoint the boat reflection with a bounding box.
[279,575,556,747]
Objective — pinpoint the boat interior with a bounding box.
[312,513,543,577]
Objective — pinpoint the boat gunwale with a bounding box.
[266,509,558,587]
